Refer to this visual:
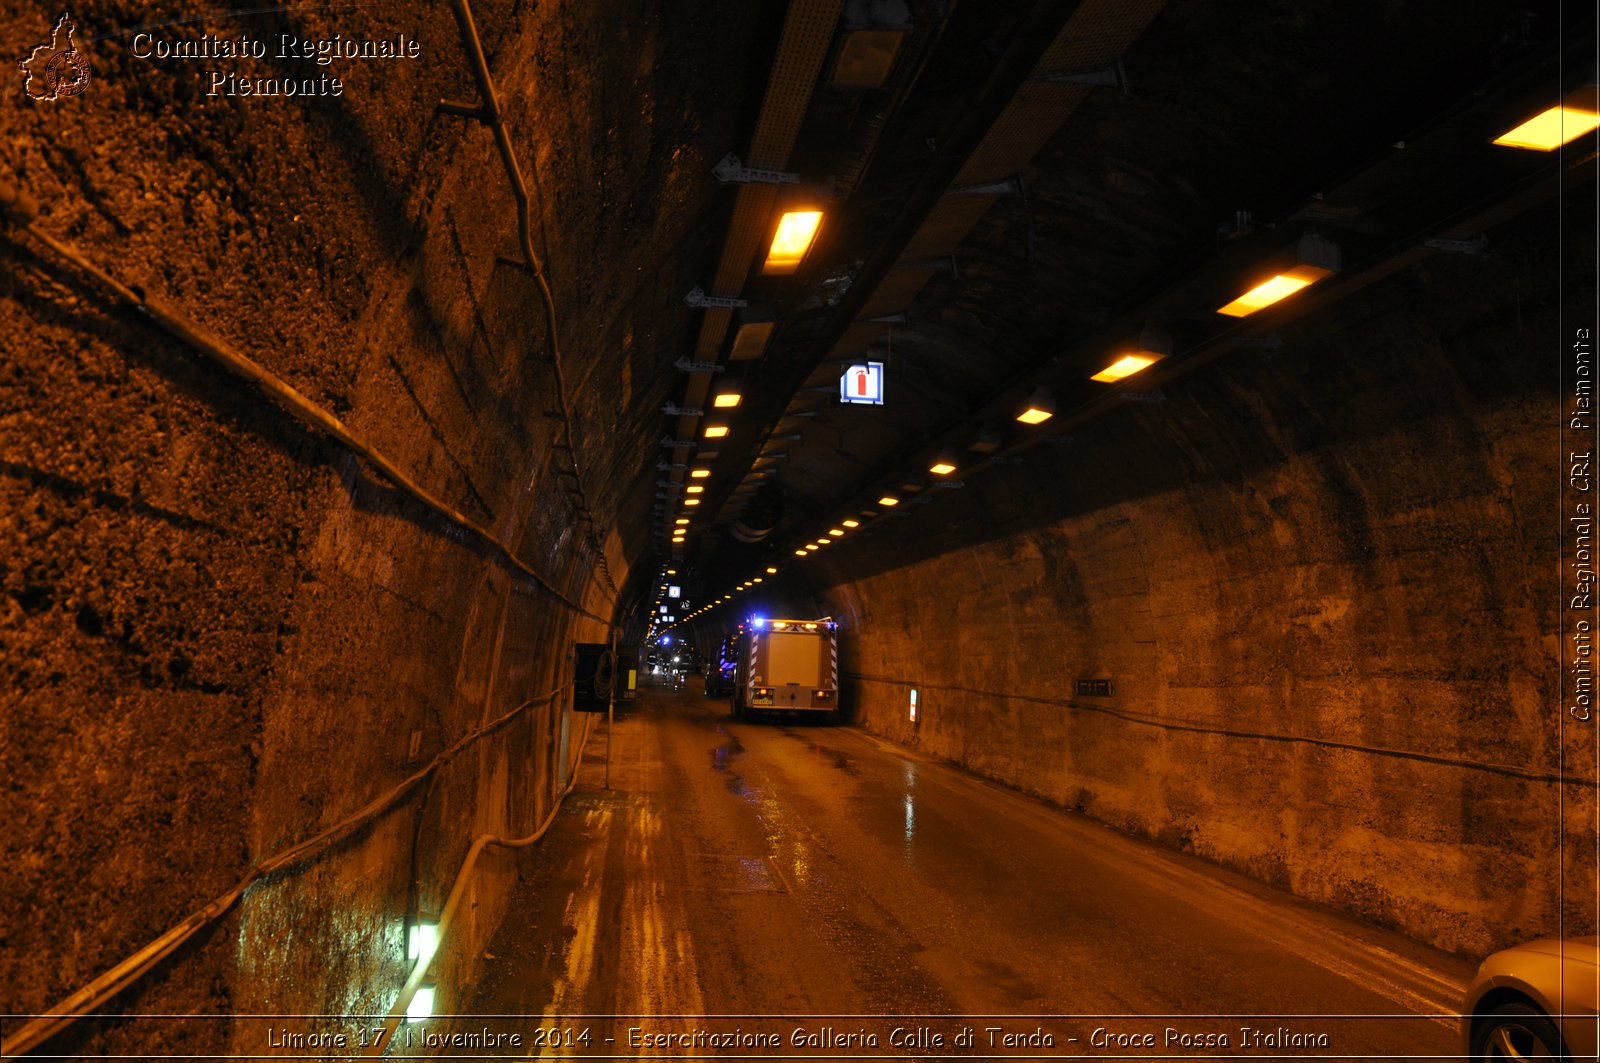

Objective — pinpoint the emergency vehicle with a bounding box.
[732,617,839,719]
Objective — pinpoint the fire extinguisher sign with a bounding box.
[839,361,885,405]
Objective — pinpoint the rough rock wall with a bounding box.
[2,0,755,1055]
[827,196,1594,958]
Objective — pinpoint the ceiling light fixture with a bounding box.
[828,0,912,90]
[1493,83,1600,151]
[704,424,729,439]
[842,519,860,528]
[878,495,899,507]
[1016,387,1056,425]
[690,468,711,479]
[1216,234,1340,318]
[713,391,743,408]
[928,451,958,476]
[762,209,825,275]
[729,305,777,360]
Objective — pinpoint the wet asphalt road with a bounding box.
[463,675,1476,1061]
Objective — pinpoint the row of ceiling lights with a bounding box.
[654,1,922,566]
[660,83,1599,629]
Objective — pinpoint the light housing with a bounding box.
[690,468,711,479]
[729,305,777,360]
[406,985,436,1024]
[1016,388,1056,424]
[1216,234,1340,318]
[704,424,730,439]
[765,566,778,574]
[928,452,958,476]
[842,519,860,528]
[1493,84,1600,151]
[878,495,900,506]
[828,0,911,89]
[713,390,743,409]
[762,209,825,275]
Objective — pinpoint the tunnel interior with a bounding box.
[3,0,1598,1056]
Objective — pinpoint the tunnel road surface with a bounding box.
[461,676,1475,1061]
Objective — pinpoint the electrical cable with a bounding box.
[845,672,1600,789]
[2,202,609,627]
[362,711,597,1057]
[444,0,619,602]
[0,686,582,1058]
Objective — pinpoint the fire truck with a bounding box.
[731,617,839,720]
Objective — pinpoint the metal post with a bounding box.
[605,626,615,790]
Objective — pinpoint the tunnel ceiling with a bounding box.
[608,0,1588,634]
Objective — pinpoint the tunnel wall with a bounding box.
[2,0,756,1055]
[826,201,1592,959]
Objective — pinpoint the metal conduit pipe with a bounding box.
[0,688,589,1058]
[443,0,619,601]
[361,722,595,1059]
[0,199,608,626]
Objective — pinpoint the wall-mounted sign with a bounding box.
[840,361,885,405]
[1075,678,1114,697]
[668,585,681,598]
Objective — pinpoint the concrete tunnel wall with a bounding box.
[3,1,766,1056]
[3,0,1594,1055]
[819,194,1595,959]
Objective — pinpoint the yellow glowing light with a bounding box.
[1494,106,1600,151]
[765,566,778,574]
[795,549,808,556]
[805,544,819,551]
[666,568,677,574]
[842,519,860,528]
[754,578,764,583]
[690,469,711,478]
[704,424,729,439]
[686,485,704,494]
[763,210,824,274]
[684,498,701,506]
[1090,353,1164,382]
[928,459,957,475]
[829,529,845,537]
[713,392,742,408]
[1216,264,1332,317]
[1016,405,1053,424]
[675,518,689,525]
[878,495,899,506]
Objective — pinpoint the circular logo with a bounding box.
[45,48,91,98]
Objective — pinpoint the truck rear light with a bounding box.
[813,690,833,700]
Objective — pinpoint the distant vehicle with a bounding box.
[1462,936,1598,1060]
[731,618,838,720]
[703,637,738,696]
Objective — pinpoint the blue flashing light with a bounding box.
[752,617,766,629]
[662,635,672,645]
